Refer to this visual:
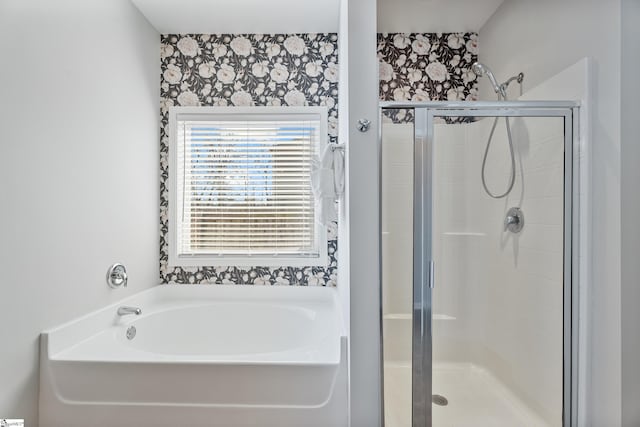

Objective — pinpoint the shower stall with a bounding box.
[380,101,579,427]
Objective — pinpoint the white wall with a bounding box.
[620,1,640,426]
[337,0,351,339]
[0,0,160,424]
[479,2,621,425]
[376,0,503,34]
[346,0,382,425]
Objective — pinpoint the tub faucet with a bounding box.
[117,306,142,316]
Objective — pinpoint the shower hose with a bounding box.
[481,93,516,199]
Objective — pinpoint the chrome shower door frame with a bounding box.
[380,101,579,427]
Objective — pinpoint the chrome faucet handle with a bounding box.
[107,263,128,288]
[504,215,518,228]
[504,207,524,233]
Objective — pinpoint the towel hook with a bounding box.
[357,119,371,132]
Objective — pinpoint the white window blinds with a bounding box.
[169,107,327,267]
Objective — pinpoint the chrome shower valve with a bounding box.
[107,263,128,288]
[504,207,524,233]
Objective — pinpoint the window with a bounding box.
[168,106,328,267]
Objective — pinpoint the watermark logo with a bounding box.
[0,420,24,427]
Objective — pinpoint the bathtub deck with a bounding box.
[384,362,555,427]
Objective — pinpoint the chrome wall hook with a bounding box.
[357,118,371,132]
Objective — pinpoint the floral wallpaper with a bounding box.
[158,32,476,285]
[378,32,478,123]
[160,33,339,286]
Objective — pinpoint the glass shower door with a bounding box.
[421,106,576,427]
[381,103,578,427]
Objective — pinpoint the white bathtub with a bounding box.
[39,285,348,427]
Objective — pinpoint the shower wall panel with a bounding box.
[431,122,474,365]
[381,122,414,363]
[432,115,564,426]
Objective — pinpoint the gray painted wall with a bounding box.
[0,1,160,423]
[346,0,382,425]
[621,1,640,426]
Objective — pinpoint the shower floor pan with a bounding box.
[384,362,554,427]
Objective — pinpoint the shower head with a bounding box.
[472,62,505,98]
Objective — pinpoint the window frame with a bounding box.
[168,105,329,267]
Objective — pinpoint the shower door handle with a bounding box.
[428,260,435,289]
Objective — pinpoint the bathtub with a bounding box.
[39,285,348,427]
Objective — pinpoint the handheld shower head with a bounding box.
[471,62,488,77]
[472,62,504,98]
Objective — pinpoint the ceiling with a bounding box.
[131,0,341,34]
[131,0,504,35]
[377,0,505,33]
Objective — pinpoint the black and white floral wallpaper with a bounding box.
[160,33,339,286]
[378,32,478,123]
[159,32,478,286]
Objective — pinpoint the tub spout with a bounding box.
[117,306,142,316]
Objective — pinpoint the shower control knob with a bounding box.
[504,207,524,233]
[357,118,371,132]
[107,263,128,288]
